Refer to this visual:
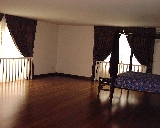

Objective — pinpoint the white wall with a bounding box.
[34,21,58,75]
[56,25,94,77]
[153,40,160,75]
[33,22,160,77]
[33,22,94,77]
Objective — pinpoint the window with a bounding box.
[0,16,27,82]
[0,16,23,58]
[95,33,147,81]
[104,34,140,65]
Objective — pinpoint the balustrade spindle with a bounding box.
[95,61,147,81]
[0,57,33,82]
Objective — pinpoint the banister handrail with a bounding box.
[0,57,33,59]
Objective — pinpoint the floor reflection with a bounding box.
[0,80,29,128]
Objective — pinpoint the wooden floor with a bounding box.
[0,76,160,128]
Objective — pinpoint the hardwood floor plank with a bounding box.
[0,76,160,128]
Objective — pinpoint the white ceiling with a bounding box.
[0,0,160,27]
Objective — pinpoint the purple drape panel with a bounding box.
[92,26,118,80]
[5,14,37,57]
[127,36,155,73]
[0,13,4,21]
[5,14,37,78]
[93,26,118,61]
[125,27,156,73]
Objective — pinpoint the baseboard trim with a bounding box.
[33,73,56,79]
[55,73,92,81]
[33,72,92,81]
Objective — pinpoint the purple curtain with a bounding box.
[5,14,37,57]
[92,26,118,80]
[125,27,156,73]
[0,13,4,21]
[5,14,37,78]
[93,26,118,61]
